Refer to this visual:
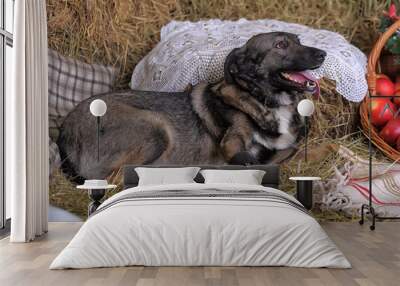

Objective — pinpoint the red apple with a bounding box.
[370,98,397,126]
[378,74,391,81]
[394,76,400,105]
[380,118,400,145]
[376,77,395,96]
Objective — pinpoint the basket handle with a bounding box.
[368,19,400,96]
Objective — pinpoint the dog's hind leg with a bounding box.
[107,111,176,177]
[60,100,176,180]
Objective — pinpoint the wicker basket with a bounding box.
[360,20,400,161]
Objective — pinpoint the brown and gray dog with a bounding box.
[58,32,326,180]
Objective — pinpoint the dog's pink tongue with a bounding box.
[289,71,320,97]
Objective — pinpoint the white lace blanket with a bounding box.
[130,19,367,102]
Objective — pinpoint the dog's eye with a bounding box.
[275,41,288,49]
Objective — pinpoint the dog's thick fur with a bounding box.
[58,32,326,180]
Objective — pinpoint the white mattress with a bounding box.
[50,183,350,269]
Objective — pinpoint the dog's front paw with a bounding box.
[228,151,259,166]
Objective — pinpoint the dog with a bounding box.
[58,32,326,180]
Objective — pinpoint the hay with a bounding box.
[46,0,389,220]
[49,169,122,219]
[49,170,89,219]
[47,0,386,87]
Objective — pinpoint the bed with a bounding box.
[50,165,350,269]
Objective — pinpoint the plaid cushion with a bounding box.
[48,49,117,128]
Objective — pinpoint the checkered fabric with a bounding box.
[48,49,117,128]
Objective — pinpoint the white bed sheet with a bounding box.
[50,183,350,269]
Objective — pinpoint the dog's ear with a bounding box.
[224,42,275,103]
[224,46,262,94]
[224,47,246,84]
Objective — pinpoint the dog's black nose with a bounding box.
[315,50,327,61]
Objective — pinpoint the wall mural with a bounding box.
[48,1,400,220]
[58,32,325,181]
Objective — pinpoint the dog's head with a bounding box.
[224,32,326,103]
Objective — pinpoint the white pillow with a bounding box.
[135,167,200,186]
[130,19,367,102]
[200,169,266,185]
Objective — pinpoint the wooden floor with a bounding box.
[0,222,399,286]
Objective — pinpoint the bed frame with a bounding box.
[123,164,280,189]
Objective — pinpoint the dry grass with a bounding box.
[47,0,389,220]
[47,0,386,87]
[49,170,122,219]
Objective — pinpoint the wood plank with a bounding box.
[0,222,399,286]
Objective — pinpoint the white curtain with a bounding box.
[7,0,49,242]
